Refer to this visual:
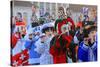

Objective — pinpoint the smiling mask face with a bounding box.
[56,20,73,34]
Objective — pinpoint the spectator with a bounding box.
[78,26,97,62]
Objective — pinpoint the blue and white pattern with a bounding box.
[35,36,53,64]
[78,41,97,62]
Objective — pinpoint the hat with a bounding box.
[42,22,54,33]
[42,22,54,29]
[39,33,46,38]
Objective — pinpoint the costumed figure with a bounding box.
[50,7,76,64]
[35,22,55,64]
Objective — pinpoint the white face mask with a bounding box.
[61,24,70,34]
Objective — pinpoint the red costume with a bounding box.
[50,17,75,64]
[16,22,25,26]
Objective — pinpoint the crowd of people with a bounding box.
[11,4,97,66]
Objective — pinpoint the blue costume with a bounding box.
[24,37,41,64]
[78,41,97,62]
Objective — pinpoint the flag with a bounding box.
[11,39,29,66]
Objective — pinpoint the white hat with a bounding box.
[39,33,46,38]
[42,22,54,30]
